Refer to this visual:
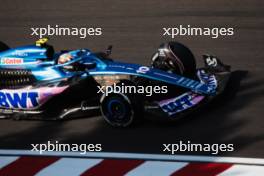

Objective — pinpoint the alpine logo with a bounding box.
[136,66,150,74]
[0,91,39,109]
[0,58,24,65]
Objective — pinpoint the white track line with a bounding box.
[1,149,264,165]
[218,165,264,176]
[0,156,19,169]
[36,158,103,176]
[125,161,188,176]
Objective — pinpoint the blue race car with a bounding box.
[0,38,231,127]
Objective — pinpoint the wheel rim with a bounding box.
[107,99,126,119]
[101,94,134,127]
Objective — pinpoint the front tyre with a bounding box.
[100,93,141,127]
[151,41,196,78]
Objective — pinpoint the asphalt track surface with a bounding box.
[0,0,263,158]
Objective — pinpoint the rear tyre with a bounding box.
[0,41,10,52]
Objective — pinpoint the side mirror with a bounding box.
[106,45,112,56]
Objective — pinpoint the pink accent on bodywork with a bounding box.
[192,94,204,104]
[36,86,69,107]
[158,92,204,106]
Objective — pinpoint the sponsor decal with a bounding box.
[0,86,68,109]
[205,56,218,67]
[11,50,28,57]
[0,58,24,65]
[197,70,217,89]
[159,92,204,115]
[0,91,39,108]
[158,48,166,57]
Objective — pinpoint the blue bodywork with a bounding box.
[0,44,216,95]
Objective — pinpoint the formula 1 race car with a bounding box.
[0,38,231,127]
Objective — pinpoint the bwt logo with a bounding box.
[161,94,194,115]
[0,92,39,108]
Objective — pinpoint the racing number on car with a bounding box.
[136,66,150,74]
